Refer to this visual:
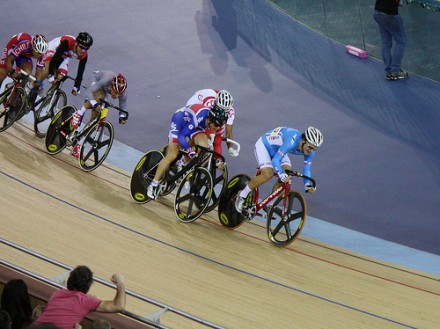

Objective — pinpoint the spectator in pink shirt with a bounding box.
[33,266,125,329]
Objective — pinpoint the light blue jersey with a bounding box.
[261,127,315,184]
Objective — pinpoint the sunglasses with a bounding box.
[305,142,318,151]
[77,44,89,51]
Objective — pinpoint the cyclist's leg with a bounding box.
[152,141,180,182]
[272,162,292,193]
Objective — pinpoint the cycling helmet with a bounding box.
[215,90,234,110]
[76,32,93,48]
[111,74,127,95]
[304,126,324,148]
[208,107,227,127]
[31,34,48,54]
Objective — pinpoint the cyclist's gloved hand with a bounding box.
[216,159,225,170]
[48,75,55,83]
[187,149,196,158]
[305,184,316,194]
[71,86,80,96]
[119,113,128,124]
[228,147,239,157]
[278,172,290,183]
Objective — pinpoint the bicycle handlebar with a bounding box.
[15,69,37,82]
[222,137,241,154]
[100,99,129,118]
[285,169,316,188]
[194,144,226,163]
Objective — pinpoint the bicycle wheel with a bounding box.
[266,190,307,246]
[174,166,213,223]
[204,164,228,213]
[0,87,26,132]
[217,174,251,229]
[130,150,164,204]
[34,89,67,138]
[45,105,76,155]
[79,121,114,172]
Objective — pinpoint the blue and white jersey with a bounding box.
[262,127,315,183]
[169,104,211,151]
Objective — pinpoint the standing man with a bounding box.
[374,0,408,80]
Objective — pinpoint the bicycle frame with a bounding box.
[244,168,291,219]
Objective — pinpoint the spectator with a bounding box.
[0,279,33,329]
[374,0,408,80]
[0,309,12,329]
[33,265,125,329]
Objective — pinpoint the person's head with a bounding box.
[31,34,48,57]
[301,126,323,155]
[0,279,32,322]
[66,266,94,294]
[92,319,111,329]
[207,106,227,131]
[75,32,93,56]
[110,74,127,98]
[215,90,234,112]
[0,309,11,329]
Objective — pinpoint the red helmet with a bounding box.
[111,74,127,95]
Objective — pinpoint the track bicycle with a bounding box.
[44,99,129,172]
[218,169,316,246]
[130,139,240,222]
[0,69,36,132]
[32,75,79,138]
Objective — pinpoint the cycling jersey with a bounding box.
[168,104,219,153]
[0,32,35,68]
[37,35,88,91]
[261,127,315,185]
[89,70,127,113]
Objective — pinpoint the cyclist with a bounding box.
[0,33,48,89]
[32,32,93,101]
[71,70,128,158]
[146,104,227,200]
[234,126,324,213]
[185,89,238,158]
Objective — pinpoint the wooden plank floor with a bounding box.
[1,122,439,329]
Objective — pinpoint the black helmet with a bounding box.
[76,32,93,48]
[208,106,227,127]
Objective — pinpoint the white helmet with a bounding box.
[304,126,323,148]
[31,34,48,54]
[215,90,234,110]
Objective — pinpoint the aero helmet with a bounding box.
[215,90,234,110]
[31,34,48,54]
[208,106,227,127]
[111,74,127,95]
[304,126,324,148]
[76,32,93,48]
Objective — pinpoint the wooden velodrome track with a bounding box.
[0,121,439,329]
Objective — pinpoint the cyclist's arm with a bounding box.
[3,54,16,74]
[74,56,87,91]
[213,133,223,158]
[178,124,194,151]
[49,40,69,76]
[302,153,315,186]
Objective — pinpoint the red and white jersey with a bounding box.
[0,33,33,64]
[185,88,236,134]
[37,35,87,68]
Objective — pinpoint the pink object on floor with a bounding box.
[345,45,368,59]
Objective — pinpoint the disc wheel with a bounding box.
[217,174,251,229]
[174,167,213,223]
[34,89,67,138]
[45,105,76,155]
[0,87,26,132]
[130,150,164,204]
[79,121,114,172]
[266,190,307,246]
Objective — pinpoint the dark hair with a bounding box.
[66,266,94,294]
[0,279,32,329]
[0,309,11,329]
